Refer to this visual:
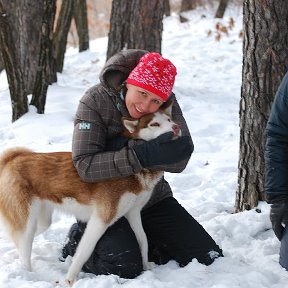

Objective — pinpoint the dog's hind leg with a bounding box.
[126,209,156,270]
[17,201,40,271]
[17,219,37,271]
[35,203,52,236]
[65,213,110,286]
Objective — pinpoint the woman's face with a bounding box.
[125,84,164,119]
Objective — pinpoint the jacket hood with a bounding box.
[99,49,148,90]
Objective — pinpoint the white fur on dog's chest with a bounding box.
[54,199,95,222]
[116,192,144,218]
[136,171,163,191]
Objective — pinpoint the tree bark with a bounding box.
[1,0,45,95]
[129,0,165,54]
[0,1,57,121]
[74,0,89,52]
[0,2,28,122]
[164,0,170,16]
[107,0,165,60]
[0,50,3,72]
[106,0,132,60]
[53,0,74,72]
[180,0,197,12]
[215,0,229,18]
[235,0,288,211]
[30,0,56,114]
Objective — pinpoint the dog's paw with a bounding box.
[65,278,74,287]
[143,261,157,270]
[66,264,80,286]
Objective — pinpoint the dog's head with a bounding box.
[122,102,181,141]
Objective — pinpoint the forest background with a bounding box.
[0,0,288,287]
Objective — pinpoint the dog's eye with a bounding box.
[150,123,160,127]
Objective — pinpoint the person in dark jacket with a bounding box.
[61,49,223,278]
[265,72,288,270]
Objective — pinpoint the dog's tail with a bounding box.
[0,147,34,244]
[0,147,32,174]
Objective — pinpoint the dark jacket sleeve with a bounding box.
[265,72,288,203]
[72,93,143,182]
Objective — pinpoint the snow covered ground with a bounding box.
[0,4,287,288]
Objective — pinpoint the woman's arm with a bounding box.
[72,98,143,183]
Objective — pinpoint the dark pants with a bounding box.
[280,226,288,269]
[63,197,223,278]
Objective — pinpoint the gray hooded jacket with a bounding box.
[72,49,193,208]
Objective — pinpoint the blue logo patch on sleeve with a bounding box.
[79,122,91,130]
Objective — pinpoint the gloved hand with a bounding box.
[270,201,288,240]
[132,132,193,168]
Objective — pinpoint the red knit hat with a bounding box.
[126,52,177,101]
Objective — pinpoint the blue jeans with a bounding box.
[280,226,288,269]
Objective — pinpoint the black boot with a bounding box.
[60,218,143,278]
[60,222,86,262]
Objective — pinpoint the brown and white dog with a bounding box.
[0,103,180,285]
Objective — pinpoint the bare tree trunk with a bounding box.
[53,0,74,72]
[215,0,229,18]
[235,0,288,212]
[0,2,28,122]
[129,0,165,53]
[0,51,3,72]
[106,0,132,60]
[1,0,45,95]
[164,0,171,16]
[54,0,89,71]
[0,0,56,121]
[74,0,89,52]
[19,0,45,94]
[107,0,165,60]
[30,0,56,114]
[180,0,197,12]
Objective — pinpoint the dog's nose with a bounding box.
[172,124,180,135]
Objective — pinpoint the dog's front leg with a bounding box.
[126,210,156,270]
[65,214,108,286]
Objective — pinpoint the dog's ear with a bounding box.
[161,99,174,117]
[122,118,139,134]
